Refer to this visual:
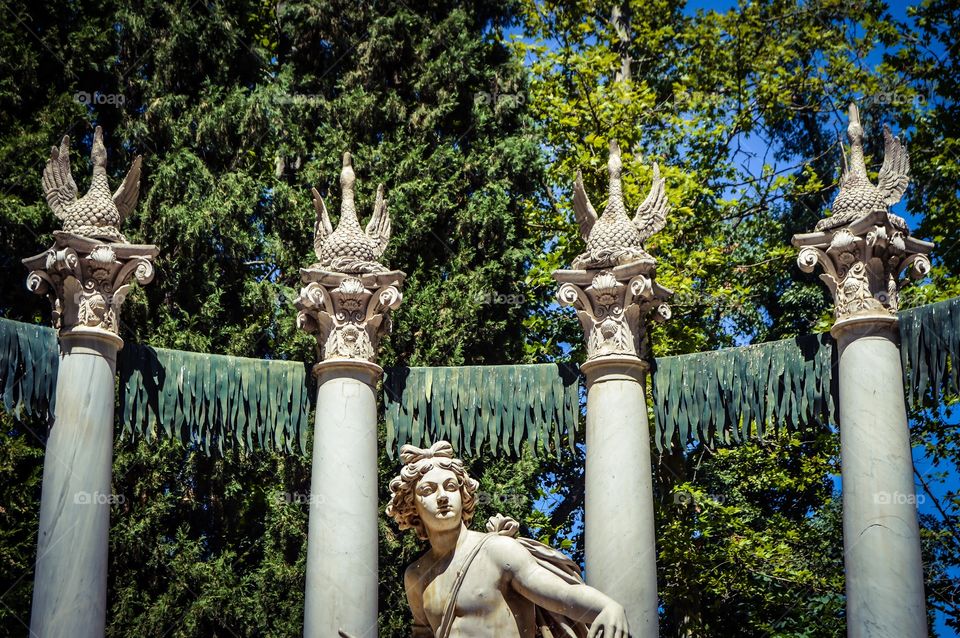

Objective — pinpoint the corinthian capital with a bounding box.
[22,232,158,345]
[793,210,932,326]
[553,261,672,361]
[295,268,405,365]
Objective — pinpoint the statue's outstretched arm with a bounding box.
[489,536,628,638]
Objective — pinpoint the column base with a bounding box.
[581,354,648,385]
[312,358,383,386]
[830,313,897,343]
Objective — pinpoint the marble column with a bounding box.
[795,209,932,637]
[554,139,673,636]
[23,233,157,637]
[296,270,403,638]
[555,263,671,637]
[296,151,403,638]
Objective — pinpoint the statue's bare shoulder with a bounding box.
[480,533,532,577]
[406,552,425,576]
[386,442,629,637]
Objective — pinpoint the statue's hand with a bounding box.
[587,602,629,638]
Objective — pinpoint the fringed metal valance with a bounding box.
[651,332,837,450]
[0,318,58,419]
[117,344,311,455]
[383,364,581,458]
[900,296,960,406]
[6,295,960,456]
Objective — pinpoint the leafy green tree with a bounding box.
[517,0,959,634]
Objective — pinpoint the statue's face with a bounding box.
[414,466,463,534]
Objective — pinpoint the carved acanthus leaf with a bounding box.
[296,269,405,364]
[553,262,672,361]
[22,232,158,338]
[793,210,933,324]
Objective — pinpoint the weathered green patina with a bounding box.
[651,332,837,450]
[383,363,581,458]
[900,296,960,407]
[4,297,959,456]
[117,344,312,455]
[0,317,58,419]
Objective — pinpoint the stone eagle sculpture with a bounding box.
[41,126,141,243]
[311,152,391,274]
[816,102,910,233]
[572,139,669,270]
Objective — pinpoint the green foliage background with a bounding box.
[0,0,959,636]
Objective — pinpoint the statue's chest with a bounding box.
[421,554,503,622]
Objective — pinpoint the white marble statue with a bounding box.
[383,441,629,638]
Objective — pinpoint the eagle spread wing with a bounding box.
[312,187,333,258]
[838,134,852,188]
[113,155,142,224]
[572,170,597,241]
[877,124,910,206]
[365,183,391,258]
[42,135,78,220]
[633,162,669,242]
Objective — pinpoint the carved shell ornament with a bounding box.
[571,139,670,270]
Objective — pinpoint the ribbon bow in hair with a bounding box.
[399,440,455,465]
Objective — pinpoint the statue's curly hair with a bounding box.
[385,441,480,540]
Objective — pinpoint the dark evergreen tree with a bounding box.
[0,1,545,635]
